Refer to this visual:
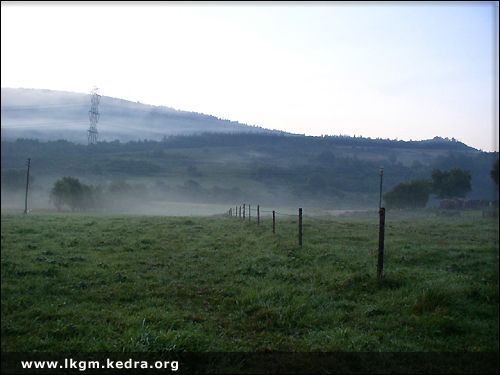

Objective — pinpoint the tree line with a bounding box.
[384,161,499,209]
[43,161,500,211]
[2,136,497,208]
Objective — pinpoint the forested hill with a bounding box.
[0,88,275,143]
[2,133,497,208]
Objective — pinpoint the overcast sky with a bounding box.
[1,1,498,151]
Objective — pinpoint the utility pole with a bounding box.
[24,158,31,214]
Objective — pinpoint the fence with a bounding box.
[227,203,386,279]
[219,159,388,278]
[227,204,303,247]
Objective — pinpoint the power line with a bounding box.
[1,102,127,110]
[1,103,84,109]
[1,122,88,129]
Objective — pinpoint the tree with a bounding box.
[431,168,471,198]
[384,180,431,209]
[491,158,499,187]
[50,177,99,211]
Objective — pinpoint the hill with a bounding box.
[1,134,497,212]
[1,88,275,143]
[1,88,497,211]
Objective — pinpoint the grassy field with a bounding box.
[1,209,498,352]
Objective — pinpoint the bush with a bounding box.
[50,177,101,211]
[491,158,499,187]
[384,180,431,209]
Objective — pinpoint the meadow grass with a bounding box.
[1,210,498,352]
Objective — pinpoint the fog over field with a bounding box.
[1,131,498,217]
[1,88,498,217]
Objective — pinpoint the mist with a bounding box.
[1,168,381,218]
[2,130,498,218]
[1,88,272,144]
[2,88,497,216]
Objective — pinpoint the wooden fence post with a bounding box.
[248,205,251,221]
[257,205,260,225]
[298,208,303,247]
[377,207,385,279]
[243,204,246,219]
[24,158,31,215]
[239,206,241,218]
[272,210,276,234]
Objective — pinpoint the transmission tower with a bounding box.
[87,87,100,145]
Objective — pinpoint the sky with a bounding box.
[1,1,498,151]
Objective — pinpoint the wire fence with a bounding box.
[225,202,386,277]
[226,203,304,246]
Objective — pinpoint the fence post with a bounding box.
[248,205,251,221]
[272,210,276,234]
[24,158,31,215]
[377,207,385,279]
[239,206,241,218]
[243,204,246,219]
[298,208,303,247]
[257,205,260,225]
[379,167,384,209]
